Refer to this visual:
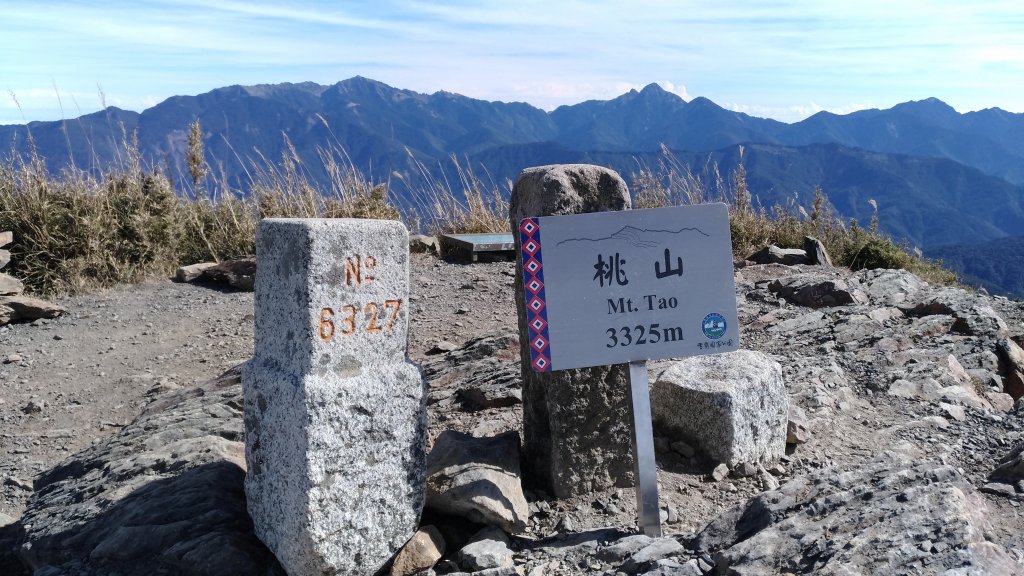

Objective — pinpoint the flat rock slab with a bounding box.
[0,294,65,321]
[244,218,426,576]
[694,449,1020,574]
[650,350,788,467]
[420,334,522,412]
[16,366,284,575]
[199,258,256,291]
[174,261,217,283]
[768,273,868,308]
[748,245,808,266]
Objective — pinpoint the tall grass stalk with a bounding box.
[1,124,954,295]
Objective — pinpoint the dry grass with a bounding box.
[628,147,956,285]
[0,126,954,295]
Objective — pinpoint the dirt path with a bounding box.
[0,254,517,518]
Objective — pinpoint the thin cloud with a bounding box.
[1,0,1023,124]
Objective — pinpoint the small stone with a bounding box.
[21,400,43,414]
[174,262,218,283]
[759,467,780,491]
[620,538,685,572]
[0,273,24,296]
[711,463,730,482]
[427,341,460,355]
[670,440,695,458]
[409,235,440,254]
[666,505,680,524]
[733,462,758,477]
[940,402,966,422]
[557,515,575,533]
[4,354,22,364]
[979,483,1016,497]
[987,392,1015,413]
[391,526,445,576]
[457,527,514,571]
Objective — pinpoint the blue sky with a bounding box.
[2,0,1023,125]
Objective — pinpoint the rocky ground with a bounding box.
[2,252,1024,575]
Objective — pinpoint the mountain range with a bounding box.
[2,77,1023,297]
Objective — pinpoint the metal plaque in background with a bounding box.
[519,203,739,372]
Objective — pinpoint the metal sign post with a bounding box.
[628,360,661,537]
[517,204,739,536]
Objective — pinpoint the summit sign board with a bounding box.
[519,204,739,372]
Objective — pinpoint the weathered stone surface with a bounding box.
[174,261,217,283]
[420,334,522,412]
[0,249,9,269]
[409,234,440,254]
[0,304,12,325]
[857,268,927,307]
[620,538,685,573]
[0,230,12,248]
[391,525,445,576]
[596,534,654,563]
[768,273,868,308]
[786,405,810,445]
[802,236,833,267]
[0,295,65,320]
[0,520,27,576]
[457,527,514,571]
[991,442,1024,485]
[199,258,257,291]
[16,366,285,575]
[988,391,1015,412]
[426,430,529,534]
[694,450,1019,574]
[904,287,1009,336]
[980,483,1017,497]
[997,337,1024,400]
[650,350,788,467]
[748,245,808,266]
[510,164,633,497]
[244,218,426,576]
[0,273,24,296]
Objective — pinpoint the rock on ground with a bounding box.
[426,430,529,534]
[15,366,284,575]
[694,448,1019,574]
[391,525,445,576]
[650,350,788,468]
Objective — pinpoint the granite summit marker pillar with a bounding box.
[510,164,635,498]
[243,218,426,576]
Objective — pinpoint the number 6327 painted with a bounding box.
[605,323,684,348]
[318,300,402,342]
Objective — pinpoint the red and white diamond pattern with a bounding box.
[519,217,552,372]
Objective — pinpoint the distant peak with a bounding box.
[894,97,957,117]
[640,83,667,94]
